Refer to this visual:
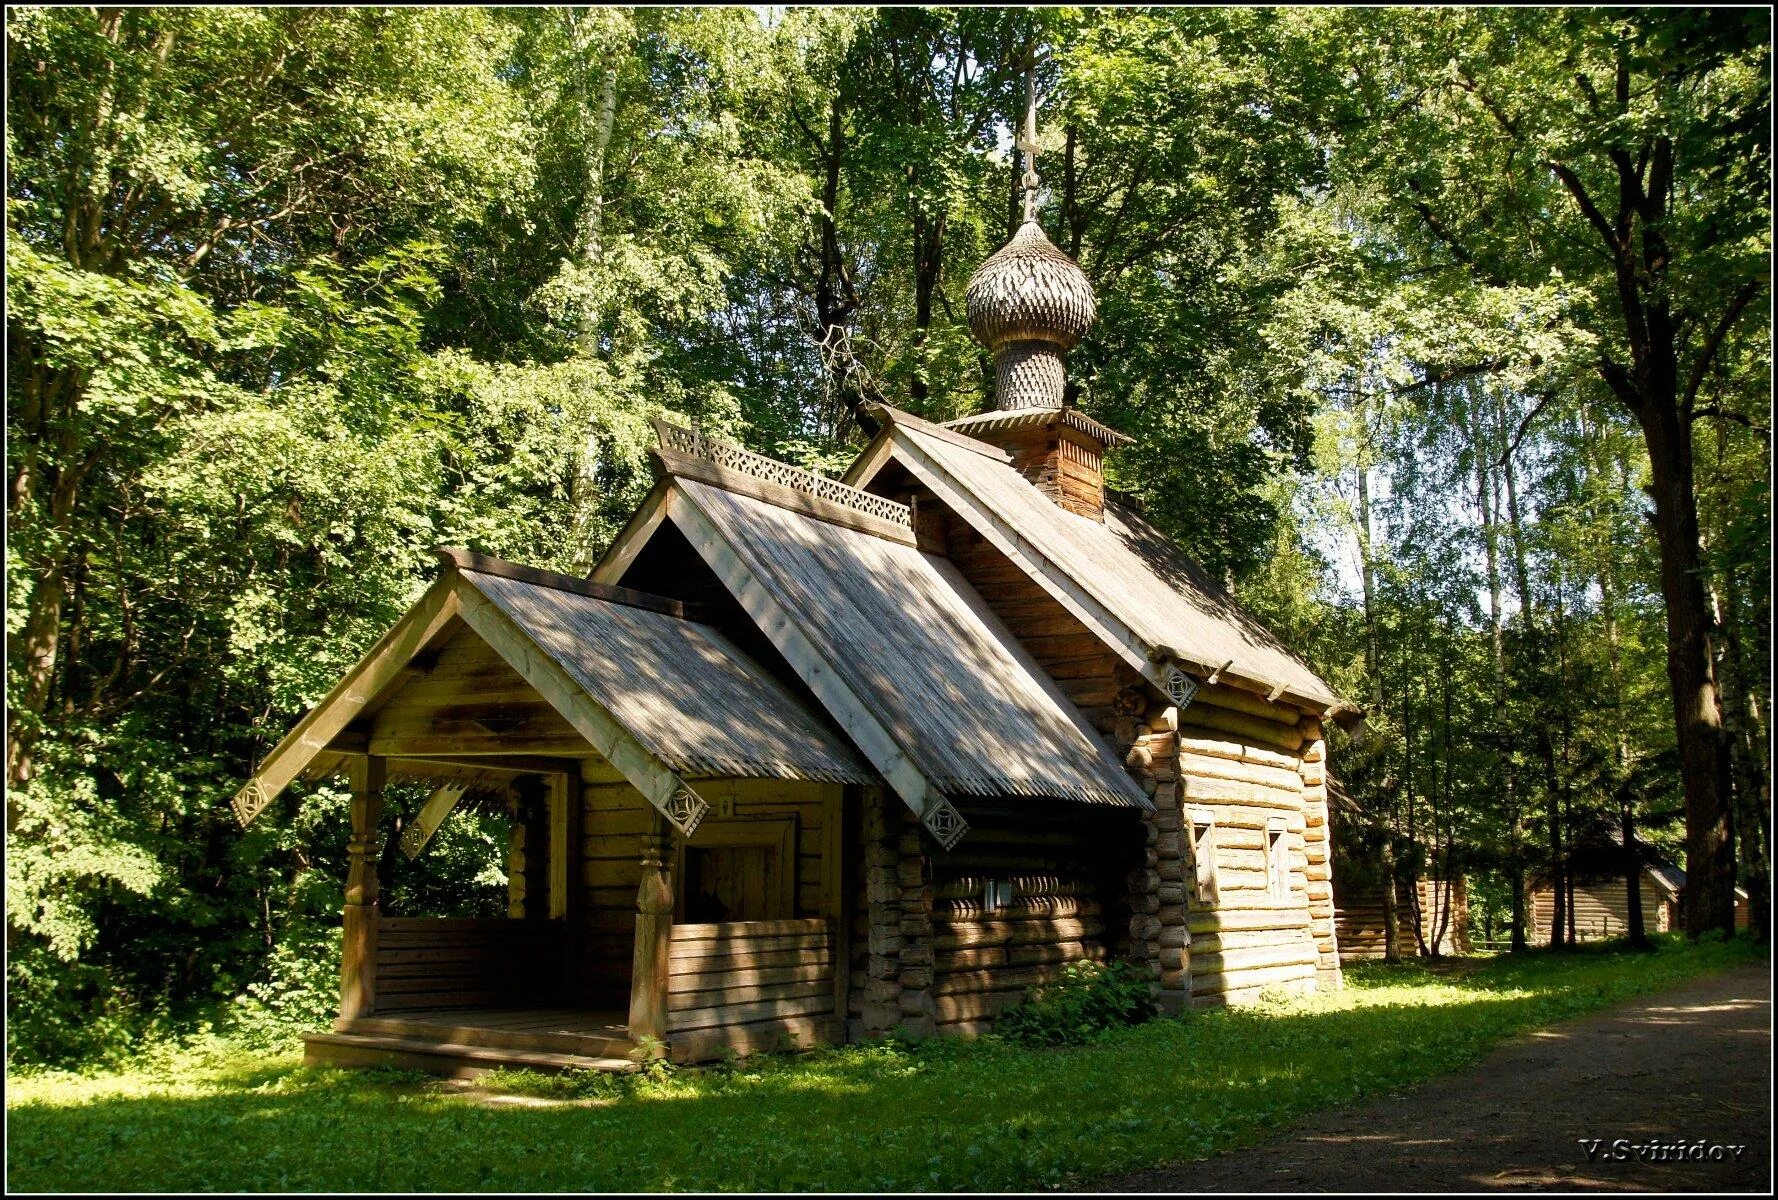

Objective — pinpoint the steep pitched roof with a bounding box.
[664,476,1151,826]
[848,406,1348,716]
[231,551,869,835]
[466,568,869,785]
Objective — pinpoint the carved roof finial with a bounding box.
[964,64,1097,411]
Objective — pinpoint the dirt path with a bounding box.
[1094,964,1771,1193]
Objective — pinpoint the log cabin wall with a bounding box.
[851,793,1138,1039]
[579,777,842,1010]
[850,787,906,1039]
[665,919,839,1062]
[929,495,1338,1011]
[927,800,1136,1036]
[1528,876,1670,944]
[1176,690,1327,1004]
[1336,877,1470,960]
[994,424,1107,521]
[942,518,1130,739]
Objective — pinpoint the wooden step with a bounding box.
[302,1032,639,1079]
[335,1015,633,1059]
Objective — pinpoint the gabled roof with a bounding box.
[231,551,869,836]
[847,405,1348,717]
[466,567,869,785]
[662,475,1152,844]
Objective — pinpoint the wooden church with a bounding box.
[234,160,1355,1074]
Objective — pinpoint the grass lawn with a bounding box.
[7,936,1763,1192]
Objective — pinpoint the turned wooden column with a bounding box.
[628,812,674,1050]
[513,775,551,925]
[341,755,386,1020]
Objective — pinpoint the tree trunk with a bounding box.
[1592,428,1649,951]
[1497,393,1564,948]
[564,9,623,572]
[1472,398,1526,952]
[909,205,942,407]
[1718,572,1770,940]
[1356,458,1400,964]
[1381,830,1401,964]
[1635,399,1737,938]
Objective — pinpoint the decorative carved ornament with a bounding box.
[231,779,271,827]
[1163,665,1199,710]
[656,420,913,528]
[665,783,709,838]
[921,797,969,851]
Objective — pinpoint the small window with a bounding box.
[1266,817,1290,900]
[1188,809,1220,905]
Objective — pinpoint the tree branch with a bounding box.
[1546,161,1621,251]
[1494,391,1558,468]
[1690,406,1770,440]
[1681,280,1760,413]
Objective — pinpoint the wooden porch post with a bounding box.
[514,775,550,926]
[558,763,584,1001]
[341,755,386,1020]
[629,811,674,1051]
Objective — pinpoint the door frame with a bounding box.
[673,814,797,922]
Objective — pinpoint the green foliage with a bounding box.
[5,5,1769,1066]
[6,940,1761,1191]
[995,959,1158,1047]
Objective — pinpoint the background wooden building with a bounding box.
[232,205,1353,1074]
[1530,863,1749,944]
[1334,876,1471,961]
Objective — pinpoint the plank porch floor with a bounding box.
[303,1006,639,1077]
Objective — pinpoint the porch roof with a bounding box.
[462,564,871,785]
[230,551,871,831]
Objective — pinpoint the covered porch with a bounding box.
[231,549,872,1074]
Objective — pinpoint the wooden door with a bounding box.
[675,816,796,923]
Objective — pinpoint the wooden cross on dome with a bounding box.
[1017,66,1042,224]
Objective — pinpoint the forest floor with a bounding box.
[1096,961,1771,1193]
[6,937,1766,1192]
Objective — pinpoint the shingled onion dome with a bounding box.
[965,218,1097,410]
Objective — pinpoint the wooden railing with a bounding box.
[373,917,560,1013]
[665,919,835,1034]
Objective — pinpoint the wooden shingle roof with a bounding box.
[668,477,1151,815]
[467,569,871,785]
[230,552,870,833]
[852,407,1348,716]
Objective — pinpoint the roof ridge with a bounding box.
[652,418,914,528]
[867,402,1015,462]
[433,547,712,622]
[942,406,1133,448]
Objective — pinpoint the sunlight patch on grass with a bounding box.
[6,937,1762,1192]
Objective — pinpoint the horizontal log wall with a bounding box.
[372,917,560,1012]
[665,919,839,1060]
[1528,878,1669,944]
[942,520,1128,730]
[368,625,590,757]
[925,801,1136,1036]
[1177,689,1323,1004]
[583,777,840,1007]
[1336,877,1470,960]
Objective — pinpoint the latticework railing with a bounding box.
[655,419,912,527]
